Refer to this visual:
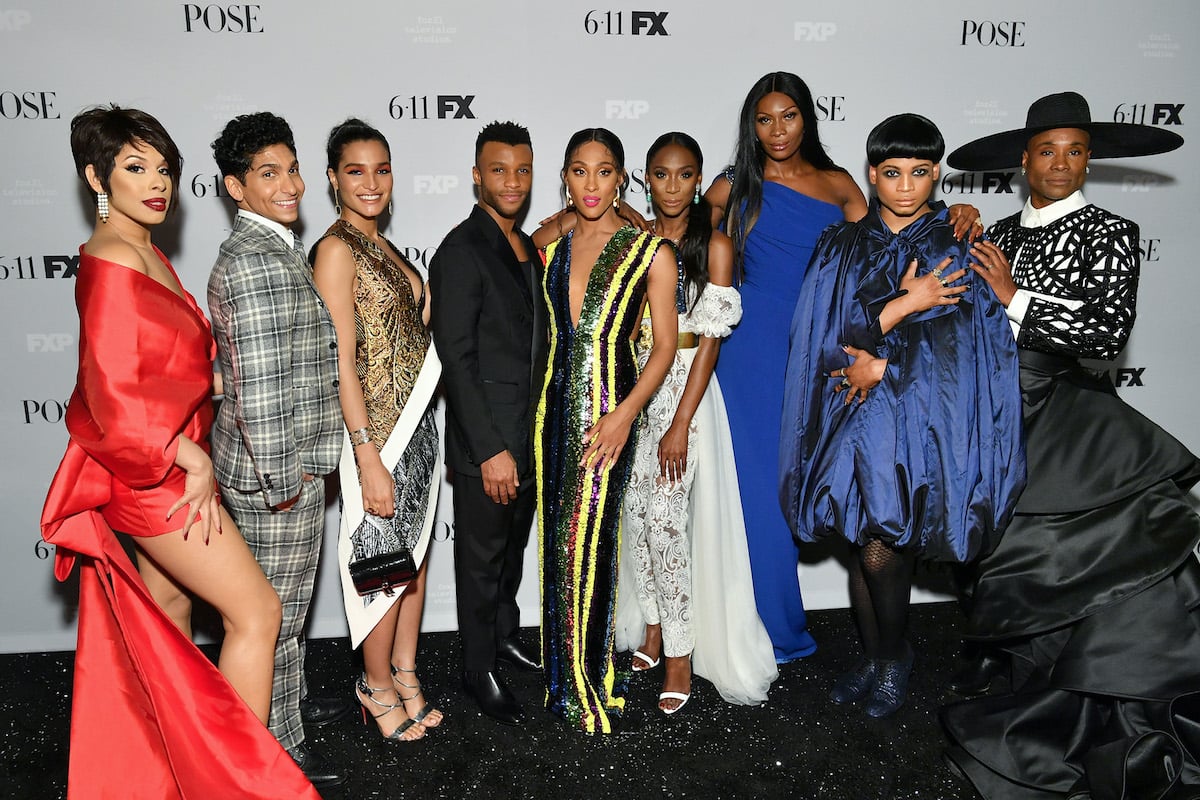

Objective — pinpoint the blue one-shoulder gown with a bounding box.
[715,182,842,662]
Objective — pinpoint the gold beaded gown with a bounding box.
[318,220,442,647]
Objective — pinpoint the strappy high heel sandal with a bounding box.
[355,674,425,742]
[391,665,444,728]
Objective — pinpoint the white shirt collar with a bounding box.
[1019,190,1087,228]
[237,208,297,248]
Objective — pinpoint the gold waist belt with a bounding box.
[677,332,699,349]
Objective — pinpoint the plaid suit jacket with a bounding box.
[207,214,342,508]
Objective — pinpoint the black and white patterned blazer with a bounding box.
[988,204,1139,361]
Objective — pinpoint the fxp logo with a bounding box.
[605,100,649,120]
[794,22,836,42]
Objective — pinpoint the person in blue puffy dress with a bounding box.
[779,114,1025,717]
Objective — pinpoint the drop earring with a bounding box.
[1085,166,1090,174]
[613,195,621,211]
[1020,167,1027,175]
[388,198,393,215]
[646,188,653,213]
[566,192,574,208]
[693,186,701,205]
[97,192,109,223]
[334,187,342,215]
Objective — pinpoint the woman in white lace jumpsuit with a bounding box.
[619,133,777,713]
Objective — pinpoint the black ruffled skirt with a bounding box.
[943,350,1200,798]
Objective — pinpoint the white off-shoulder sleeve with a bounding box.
[685,283,742,338]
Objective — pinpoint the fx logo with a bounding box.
[0,9,32,30]
[1153,103,1184,125]
[44,254,80,278]
[632,10,668,35]
[438,95,474,119]
[1113,368,1145,387]
[794,22,836,41]
[605,100,649,120]
[413,175,459,194]
[27,333,74,352]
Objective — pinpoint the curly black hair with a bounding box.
[212,111,296,182]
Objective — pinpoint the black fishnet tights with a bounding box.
[847,539,915,661]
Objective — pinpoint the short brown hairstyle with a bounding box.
[69,105,183,205]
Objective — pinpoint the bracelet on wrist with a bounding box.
[348,427,371,446]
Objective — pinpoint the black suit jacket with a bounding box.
[429,205,547,481]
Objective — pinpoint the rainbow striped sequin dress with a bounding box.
[536,226,665,733]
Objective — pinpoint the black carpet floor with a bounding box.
[0,602,984,800]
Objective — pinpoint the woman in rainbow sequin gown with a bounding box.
[536,128,678,733]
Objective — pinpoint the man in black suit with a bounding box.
[429,121,546,725]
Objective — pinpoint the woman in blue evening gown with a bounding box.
[704,72,866,662]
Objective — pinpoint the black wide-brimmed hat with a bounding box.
[947,91,1183,171]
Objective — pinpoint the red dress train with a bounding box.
[40,249,318,800]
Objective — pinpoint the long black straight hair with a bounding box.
[725,72,845,279]
[646,131,710,309]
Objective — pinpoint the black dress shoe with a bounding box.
[301,695,353,728]
[496,637,542,673]
[463,670,526,726]
[287,742,346,788]
[947,651,1006,697]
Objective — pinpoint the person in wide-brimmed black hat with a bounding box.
[940,91,1200,799]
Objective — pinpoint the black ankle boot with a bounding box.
[829,658,877,705]
[865,644,914,718]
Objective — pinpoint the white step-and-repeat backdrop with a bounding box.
[2,1,1196,653]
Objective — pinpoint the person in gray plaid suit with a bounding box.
[207,112,345,789]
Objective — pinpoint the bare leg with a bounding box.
[135,548,193,638]
[635,623,663,669]
[391,559,443,727]
[659,654,692,712]
[358,600,424,741]
[134,506,281,723]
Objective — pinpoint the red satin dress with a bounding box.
[40,248,318,800]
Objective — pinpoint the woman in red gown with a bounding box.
[40,105,317,799]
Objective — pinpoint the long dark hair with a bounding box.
[647,132,710,309]
[726,72,844,278]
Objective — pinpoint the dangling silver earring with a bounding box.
[693,186,701,205]
[1085,166,1090,174]
[97,192,109,223]
[1020,167,1026,175]
[388,198,393,215]
[646,188,652,212]
[333,187,342,215]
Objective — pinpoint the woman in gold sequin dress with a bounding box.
[312,119,443,742]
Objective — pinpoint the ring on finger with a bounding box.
[939,278,949,287]
[841,376,851,387]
